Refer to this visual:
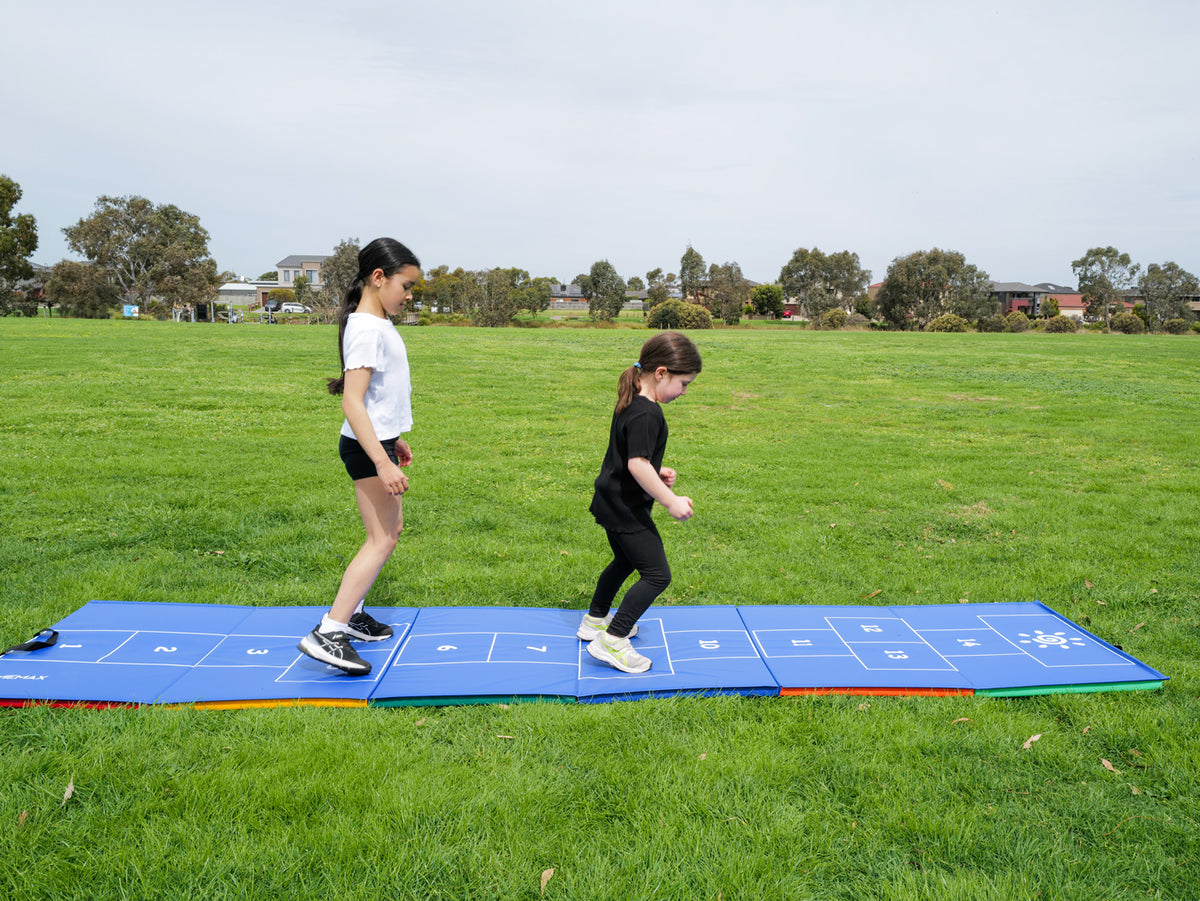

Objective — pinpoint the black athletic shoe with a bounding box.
[346,611,394,642]
[297,628,371,676]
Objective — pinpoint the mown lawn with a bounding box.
[1,318,1196,899]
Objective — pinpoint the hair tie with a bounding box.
[633,362,642,370]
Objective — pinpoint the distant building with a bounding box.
[275,255,329,289]
[548,282,650,312]
[990,282,1047,316]
[18,262,52,289]
[1034,282,1087,320]
[243,254,331,310]
[217,282,258,305]
[549,283,585,304]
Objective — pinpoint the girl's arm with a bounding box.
[342,368,408,496]
[628,456,693,521]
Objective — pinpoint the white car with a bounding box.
[279,302,312,314]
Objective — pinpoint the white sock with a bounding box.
[354,599,365,615]
[320,614,350,635]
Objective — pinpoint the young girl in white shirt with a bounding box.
[298,238,421,675]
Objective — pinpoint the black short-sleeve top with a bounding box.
[589,395,668,532]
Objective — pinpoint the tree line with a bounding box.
[872,246,1198,333]
[2,177,1196,332]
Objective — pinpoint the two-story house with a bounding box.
[276,255,329,289]
[248,254,331,309]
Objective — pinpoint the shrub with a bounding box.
[845,313,870,330]
[926,313,970,332]
[1192,322,1200,334]
[1163,318,1189,335]
[1044,314,1078,333]
[1110,312,1145,334]
[647,300,711,329]
[647,300,684,329]
[819,309,848,330]
[430,312,472,326]
[1004,311,1031,332]
[679,302,713,329]
[977,315,1006,333]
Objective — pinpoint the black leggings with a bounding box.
[588,527,671,638]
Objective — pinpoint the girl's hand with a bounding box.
[378,460,409,496]
[666,495,694,521]
[659,466,677,488]
[394,439,413,467]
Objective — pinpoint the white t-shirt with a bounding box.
[339,312,412,440]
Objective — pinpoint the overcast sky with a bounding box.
[5,0,1198,287]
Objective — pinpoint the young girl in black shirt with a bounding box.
[579,331,702,673]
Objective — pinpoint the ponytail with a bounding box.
[327,238,420,395]
[615,365,641,413]
[326,277,364,395]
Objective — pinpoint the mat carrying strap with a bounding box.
[1,628,59,656]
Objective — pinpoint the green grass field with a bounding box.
[2,318,1197,900]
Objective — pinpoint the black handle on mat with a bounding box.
[1,628,59,656]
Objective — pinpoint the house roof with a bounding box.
[276,255,330,267]
[15,262,52,289]
[1035,282,1079,293]
[990,281,1046,294]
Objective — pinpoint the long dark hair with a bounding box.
[327,237,421,395]
[616,331,702,413]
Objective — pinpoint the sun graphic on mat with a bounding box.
[1018,630,1086,651]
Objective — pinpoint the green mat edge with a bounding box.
[977,680,1164,698]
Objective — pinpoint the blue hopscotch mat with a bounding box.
[0,600,1167,708]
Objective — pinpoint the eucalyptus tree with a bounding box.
[1138,261,1198,329]
[0,174,38,315]
[63,194,218,315]
[1072,246,1140,328]
[779,246,870,319]
[875,248,992,330]
[583,259,627,321]
[679,244,706,303]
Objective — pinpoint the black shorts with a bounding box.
[339,434,400,481]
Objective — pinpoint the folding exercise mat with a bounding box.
[738,602,1167,697]
[368,604,780,706]
[0,601,417,709]
[0,600,1166,708]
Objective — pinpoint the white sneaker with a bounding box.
[297,628,371,676]
[587,632,651,674]
[576,614,638,641]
